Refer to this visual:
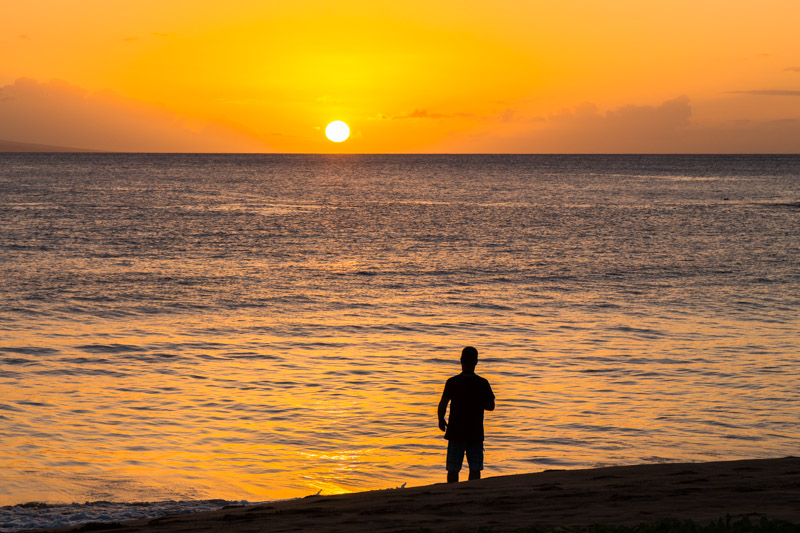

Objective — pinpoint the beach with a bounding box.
[32,457,800,532]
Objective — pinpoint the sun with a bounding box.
[325,121,350,143]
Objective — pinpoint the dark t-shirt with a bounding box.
[442,372,495,442]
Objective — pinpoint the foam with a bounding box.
[0,499,250,532]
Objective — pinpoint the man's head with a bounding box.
[461,346,478,372]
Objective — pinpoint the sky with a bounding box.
[2,0,800,153]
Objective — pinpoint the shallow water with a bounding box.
[1,154,798,512]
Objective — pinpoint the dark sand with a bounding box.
[38,457,800,532]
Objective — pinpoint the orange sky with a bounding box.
[2,0,799,152]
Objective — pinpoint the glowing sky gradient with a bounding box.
[3,0,800,152]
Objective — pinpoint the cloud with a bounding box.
[18,34,31,40]
[388,108,474,119]
[693,119,800,153]
[785,67,800,72]
[439,95,800,153]
[517,95,694,153]
[499,108,516,122]
[0,78,267,152]
[731,90,800,96]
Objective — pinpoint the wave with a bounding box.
[0,500,249,533]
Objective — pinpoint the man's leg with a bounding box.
[446,440,465,483]
[464,442,484,481]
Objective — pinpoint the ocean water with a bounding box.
[1,154,799,528]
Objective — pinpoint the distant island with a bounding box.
[0,139,99,152]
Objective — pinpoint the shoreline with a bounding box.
[32,456,800,532]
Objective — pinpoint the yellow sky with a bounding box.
[3,0,799,152]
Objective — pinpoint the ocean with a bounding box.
[1,154,798,530]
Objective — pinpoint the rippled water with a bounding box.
[1,154,798,509]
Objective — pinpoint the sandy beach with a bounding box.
[33,457,800,532]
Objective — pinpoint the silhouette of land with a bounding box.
[34,457,800,532]
[0,139,98,152]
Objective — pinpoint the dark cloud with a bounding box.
[18,34,31,40]
[785,67,800,73]
[0,78,267,152]
[731,90,800,96]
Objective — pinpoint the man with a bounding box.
[438,346,495,483]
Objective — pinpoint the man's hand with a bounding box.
[438,418,447,432]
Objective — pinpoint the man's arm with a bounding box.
[485,382,495,411]
[484,397,495,411]
[438,393,450,432]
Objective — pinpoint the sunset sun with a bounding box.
[325,121,350,143]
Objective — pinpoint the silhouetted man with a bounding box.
[438,346,495,483]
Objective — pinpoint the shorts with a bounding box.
[446,439,484,473]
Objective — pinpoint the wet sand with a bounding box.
[37,457,800,532]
